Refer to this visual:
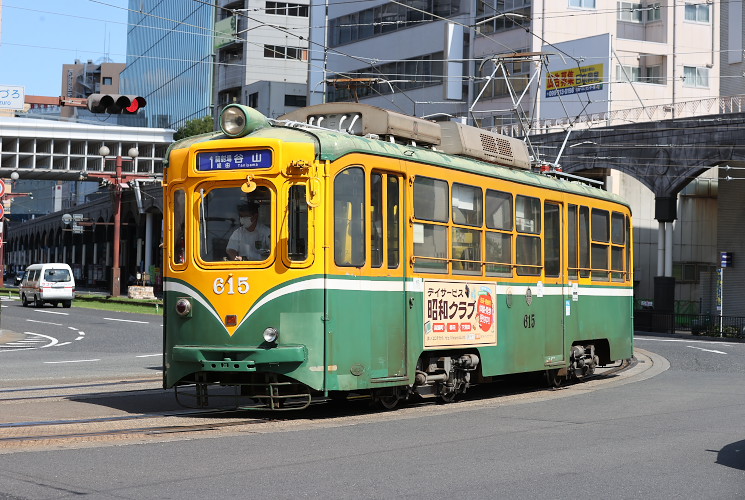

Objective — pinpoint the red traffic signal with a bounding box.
[86,94,147,114]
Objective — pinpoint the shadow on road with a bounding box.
[713,440,745,471]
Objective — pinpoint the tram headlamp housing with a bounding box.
[219,104,270,138]
[175,298,192,317]
[263,327,279,344]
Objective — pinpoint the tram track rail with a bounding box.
[0,358,639,452]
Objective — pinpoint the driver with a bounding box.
[226,203,270,261]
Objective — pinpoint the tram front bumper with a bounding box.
[171,345,307,372]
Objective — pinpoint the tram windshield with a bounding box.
[198,185,272,263]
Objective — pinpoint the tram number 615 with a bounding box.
[523,314,535,329]
[213,277,249,295]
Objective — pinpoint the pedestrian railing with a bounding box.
[635,310,745,338]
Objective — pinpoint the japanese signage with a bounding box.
[0,85,25,110]
[545,64,604,98]
[424,280,497,348]
[540,34,611,121]
[197,149,272,171]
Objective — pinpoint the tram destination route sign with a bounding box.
[197,149,272,171]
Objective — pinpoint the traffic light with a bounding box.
[86,94,147,114]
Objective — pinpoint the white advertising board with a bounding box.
[0,85,25,110]
[540,34,611,122]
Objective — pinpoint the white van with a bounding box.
[20,263,75,308]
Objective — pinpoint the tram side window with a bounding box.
[485,189,513,277]
[413,176,449,273]
[516,195,541,276]
[579,206,590,278]
[567,205,578,279]
[173,189,186,264]
[387,176,400,269]
[371,173,384,268]
[288,185,308,261]
[591,208,610,280]
[334,167,365,267]
[452,183,482,275]
[544,203,560,278]
[611,211,625,281]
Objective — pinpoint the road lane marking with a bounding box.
[26,319,63,326]
[43,359,101,364]
[636,337,735,346]
[136,354,161,358]
[34,310,69,315]
[103,317,149,324]
[0,332,58,352]
[687,346,727,354]
[56,342,71,347]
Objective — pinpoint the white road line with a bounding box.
[68,326,78,331]
[56,342,71,347]
[0,332,58,352]
[26,319,63,326]
[687,346,727,354]
[135,354,161,358]
[34,310,69,315]
[75,336,85,341]
[636,337,734,346]
[43,359,101,364]
[103,317,149,324]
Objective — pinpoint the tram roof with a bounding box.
[249,125,630,209]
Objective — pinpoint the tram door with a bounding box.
[369,172,407,379]
[543,202,565,361]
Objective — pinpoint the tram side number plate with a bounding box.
[197,149,272,171]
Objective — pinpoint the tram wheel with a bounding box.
[435,391,457,404]
[545,369,563,388]
[372,388,402,410]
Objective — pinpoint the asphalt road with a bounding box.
[0,330,743,499]
[0,297,162,385]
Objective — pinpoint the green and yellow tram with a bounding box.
[163,102,633,409]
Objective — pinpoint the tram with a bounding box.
[162,102,633,409]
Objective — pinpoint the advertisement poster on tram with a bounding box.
[423,281,497,348]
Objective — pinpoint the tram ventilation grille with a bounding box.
[480,134,514,159]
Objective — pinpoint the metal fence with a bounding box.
[635,310,745,337]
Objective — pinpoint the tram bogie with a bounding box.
[163,102,634,410]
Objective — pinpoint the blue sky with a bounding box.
[1,1,129,97]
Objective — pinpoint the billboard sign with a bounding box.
[0,85,25,110]
[424,280,497,348]
[540,34,611,121]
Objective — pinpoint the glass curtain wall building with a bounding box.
[120,1,215,129]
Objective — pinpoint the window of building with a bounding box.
[617,64,641,82]
[266,2,309,17]
[284,94,307,107]
[642,65,663,85]
[683,66,709,88]
[264,45,308,61]
[617,2,642,22]
[334,167,365,267]
[646,2,661,21]
[329,1,463,47]
[102,77,113,86]
[685,2,710,23]
[248,92,259,108]
[569,0,596,8]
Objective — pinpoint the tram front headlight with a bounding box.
[263,327,279,344]
[219,104,270,138]
[175,298,192,317]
